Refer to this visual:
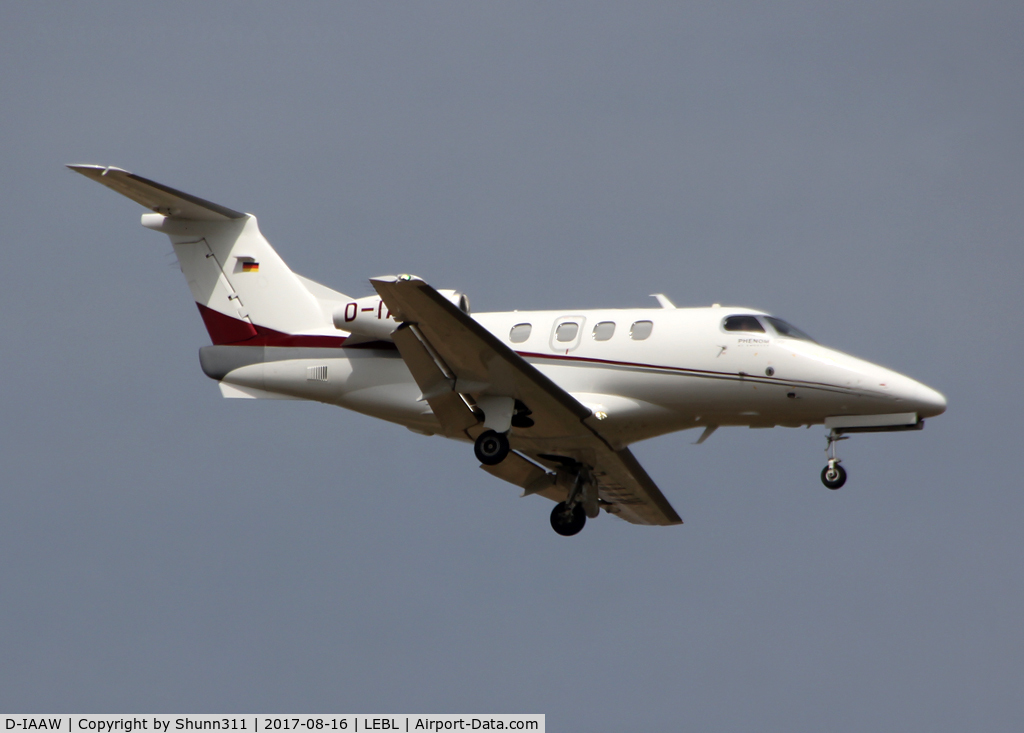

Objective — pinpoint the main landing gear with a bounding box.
[474,430,510,465]
[472,429,596,537]
[547,468,599,537]
[550,501,587,536]
[821,430,848,490]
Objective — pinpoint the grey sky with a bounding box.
[1,2,1022,728]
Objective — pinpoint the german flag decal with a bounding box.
[242,261,260,273]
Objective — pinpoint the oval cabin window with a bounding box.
[509,323,532,343]
[630,320,653,340]
[593,321,615,341]
[555,322,579,342]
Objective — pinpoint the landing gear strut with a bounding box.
[547,468,598,536]
[821,430,848,489]
[474,430,510,465]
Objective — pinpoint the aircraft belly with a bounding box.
[527,355,901,434]
[340,382,439,428]
[217,349,436,429]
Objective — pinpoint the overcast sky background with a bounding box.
[1,2,1022,729]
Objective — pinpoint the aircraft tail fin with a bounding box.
[69,164,350,346]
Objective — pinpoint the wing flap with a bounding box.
[480,452,561,499]
[390,322,479,436]
[592,447,683,525]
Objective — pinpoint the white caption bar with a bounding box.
[2,717,543,733]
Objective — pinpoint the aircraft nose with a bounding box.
[918,384,947,418]
[898,379,947,418]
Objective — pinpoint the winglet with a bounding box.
[67,164,246,221]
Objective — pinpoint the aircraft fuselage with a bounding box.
[201,304,946,450]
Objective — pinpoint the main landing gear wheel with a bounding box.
[550,501,587,536]
[821,463,847,490]
[474,430,510,466]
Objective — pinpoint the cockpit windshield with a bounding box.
[722,315,765,333]
[764,316,816,342]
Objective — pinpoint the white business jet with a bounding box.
[71,165,947,536]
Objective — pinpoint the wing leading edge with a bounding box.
[371,276,682,526]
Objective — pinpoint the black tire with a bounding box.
[550,502,587,536]
[474,430,510,466]
[821,464,847,490]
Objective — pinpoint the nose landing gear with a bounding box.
[821,463,847,489]
[821,430,848,489]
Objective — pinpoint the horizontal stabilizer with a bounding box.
[67,164,245,221]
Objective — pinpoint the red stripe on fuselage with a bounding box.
[192,309,861,395]
[197,303,257,343]
[195,303,349,348]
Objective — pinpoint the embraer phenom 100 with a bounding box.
[71,165,947,536]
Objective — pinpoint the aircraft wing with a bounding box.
[371,276,682,526]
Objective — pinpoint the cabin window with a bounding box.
[630,320,653,340]
[555,322,579,342]
[723,315,765,333]
[509,323,532,343]
[593,321,615,341]
[764,317,815,342]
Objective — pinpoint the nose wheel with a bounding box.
[821,463,847,489]
[821,430,848,489]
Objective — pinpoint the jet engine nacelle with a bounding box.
[437,289,471,315]
[333,288,469,342]
[333,295,397,341]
